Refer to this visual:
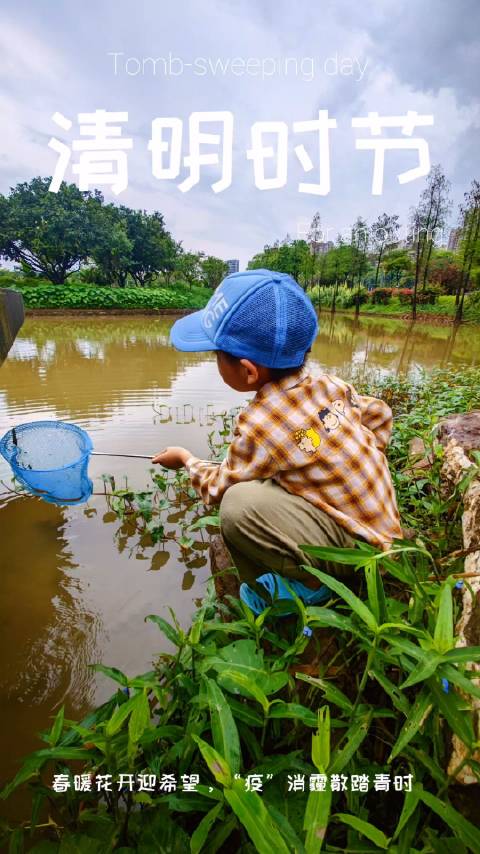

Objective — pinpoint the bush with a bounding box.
[397,288,414,304]
[417,285,442,305]
[309,284,368,309]
[467,288,480,306]
[370,287,393,305]
[15,285,210,311]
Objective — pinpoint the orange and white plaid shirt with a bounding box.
[186,370,402,548]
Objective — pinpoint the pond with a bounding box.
[0,312,479,811]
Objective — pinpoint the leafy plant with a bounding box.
[17,284,210,311]
[2,540,480,852]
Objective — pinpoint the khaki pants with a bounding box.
[219,479,356,588]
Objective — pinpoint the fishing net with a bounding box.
[0,421,93,505]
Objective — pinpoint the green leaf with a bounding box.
[105,695,137,738]
[227,698,264,728]
[304,788,331,853]
[90,664,128,687]
[224,779,290,854]
[202,621,251,638]
[145,614,182,646]
[190,802,223,854]
[392,788,420,841]
[433,583,454,653]
[427,678,475,748]
[301,544,375,565]
[370,667,410,716]
[200,814,237,854]
[444,646,480,665]
[267,804,307,854]
[268,702,317,727]
[333,813,389,849]
[192,734,231,787]
[205,678,241,775]
[295,673,353,713]
[48,706,65,747]
[217,669,270,714]
[388,687,433,762]
[364,561,388,625]
[400,652,443,689]
[312,706,330,773]
[329,710,372,774]
[8,828,24,854]
[189,515,220,531]
[128,690,150,744]
[303,566,378,632]
[441,663,480,701]
[305,607,361,635]
[416,785,480,852]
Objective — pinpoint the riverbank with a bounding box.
[326,308,469,326]
[25,307,196,316]
[314,294,480,324]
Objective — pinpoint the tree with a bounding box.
[175,251,204,288]
[370,213,400,288]
[0,177,103,285]
[382,248,413,287]
[118,208,178,287]
[455,179,480,321]
[409,165,451,318]
[307,212,322,287]
[88,202,133,286]
[246,238,310,285]
[428,249,461,295]
[350,217,370,317]
[201,256,228,289]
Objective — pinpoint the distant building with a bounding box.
[226,259,240,275]
[447,228,461,252]
[310,241,334,255]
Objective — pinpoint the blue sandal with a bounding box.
[240,572,331,616]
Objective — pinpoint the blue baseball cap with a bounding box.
[170,269,318,368]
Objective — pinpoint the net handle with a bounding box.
[91,452,221,464]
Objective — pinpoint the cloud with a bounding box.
[0,0,478,267]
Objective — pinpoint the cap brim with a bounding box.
[169,309,218,352]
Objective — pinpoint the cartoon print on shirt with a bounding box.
[332,398,346,416]
[318,407,340,433]
[294,427,322,455]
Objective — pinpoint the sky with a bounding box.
[0,0,479,268]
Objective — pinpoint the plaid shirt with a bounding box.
[186,370,402,548]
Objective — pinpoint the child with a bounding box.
[153,269,402,610]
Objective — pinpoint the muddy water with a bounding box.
[0,313,478,810]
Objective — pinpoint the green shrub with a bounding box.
[397,288,414,304]
[310,284,368,309]
[417,285,443,305]
[370,287,393,304]
[16,285,210,311]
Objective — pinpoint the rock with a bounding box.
[438,410,480,453]
[209,534,240,608]
[441,438,480,784]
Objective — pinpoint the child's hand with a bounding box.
[151,446,192,470]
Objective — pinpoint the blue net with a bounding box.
[0,421,93,505]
